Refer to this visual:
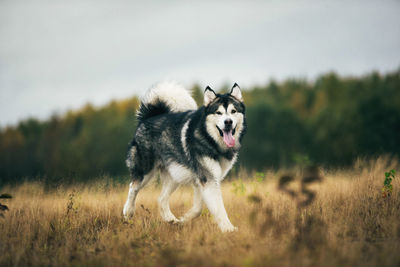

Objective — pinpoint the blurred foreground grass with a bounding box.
[1,157,400,267]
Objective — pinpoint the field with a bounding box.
[1,157,400,267]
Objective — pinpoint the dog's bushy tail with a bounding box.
[137,81,197,123]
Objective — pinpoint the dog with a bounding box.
[123,81,247,232]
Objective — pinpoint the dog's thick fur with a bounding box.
[123,81,247,232]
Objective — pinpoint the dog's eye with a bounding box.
[231,109,237,114]
[216,111,222,115]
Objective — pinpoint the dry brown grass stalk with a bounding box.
[0,157,399,266]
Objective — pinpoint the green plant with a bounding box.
[232,179,246,196]
[382,169,396,198]
[254,172,265,183]
[248,172,265,194]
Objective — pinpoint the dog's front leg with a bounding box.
[200,180,237,232]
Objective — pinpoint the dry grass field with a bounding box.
[1,157,400,267]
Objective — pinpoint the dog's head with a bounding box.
[204,84,246,150]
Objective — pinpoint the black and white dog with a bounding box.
[123,82,247,232]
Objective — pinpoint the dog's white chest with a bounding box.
[219,156,237,178]
[201,155,237,181]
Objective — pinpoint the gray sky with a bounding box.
[1,0,399,126]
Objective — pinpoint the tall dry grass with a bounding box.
[0,157,399,266]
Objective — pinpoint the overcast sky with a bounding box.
[0,0,399,126]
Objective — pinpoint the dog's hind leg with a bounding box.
[123,143,156,219]
[180,184,203,222]
[158,173,180,223]
[123,172,153,220]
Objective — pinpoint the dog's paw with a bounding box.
[123,205,135,220]
[160,213,182,224]
[219,223,238,233]
[123,212,134,221]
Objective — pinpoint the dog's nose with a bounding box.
[224,119,233,126]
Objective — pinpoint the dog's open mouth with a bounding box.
[216,126,236,148]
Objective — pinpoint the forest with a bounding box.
[0,70,399,186]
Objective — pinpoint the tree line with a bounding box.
[0,70,399,185]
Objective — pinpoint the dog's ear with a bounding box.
[204,86,217,106]
[230,83,243,102]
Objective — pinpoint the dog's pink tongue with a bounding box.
[223,131,235,148]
